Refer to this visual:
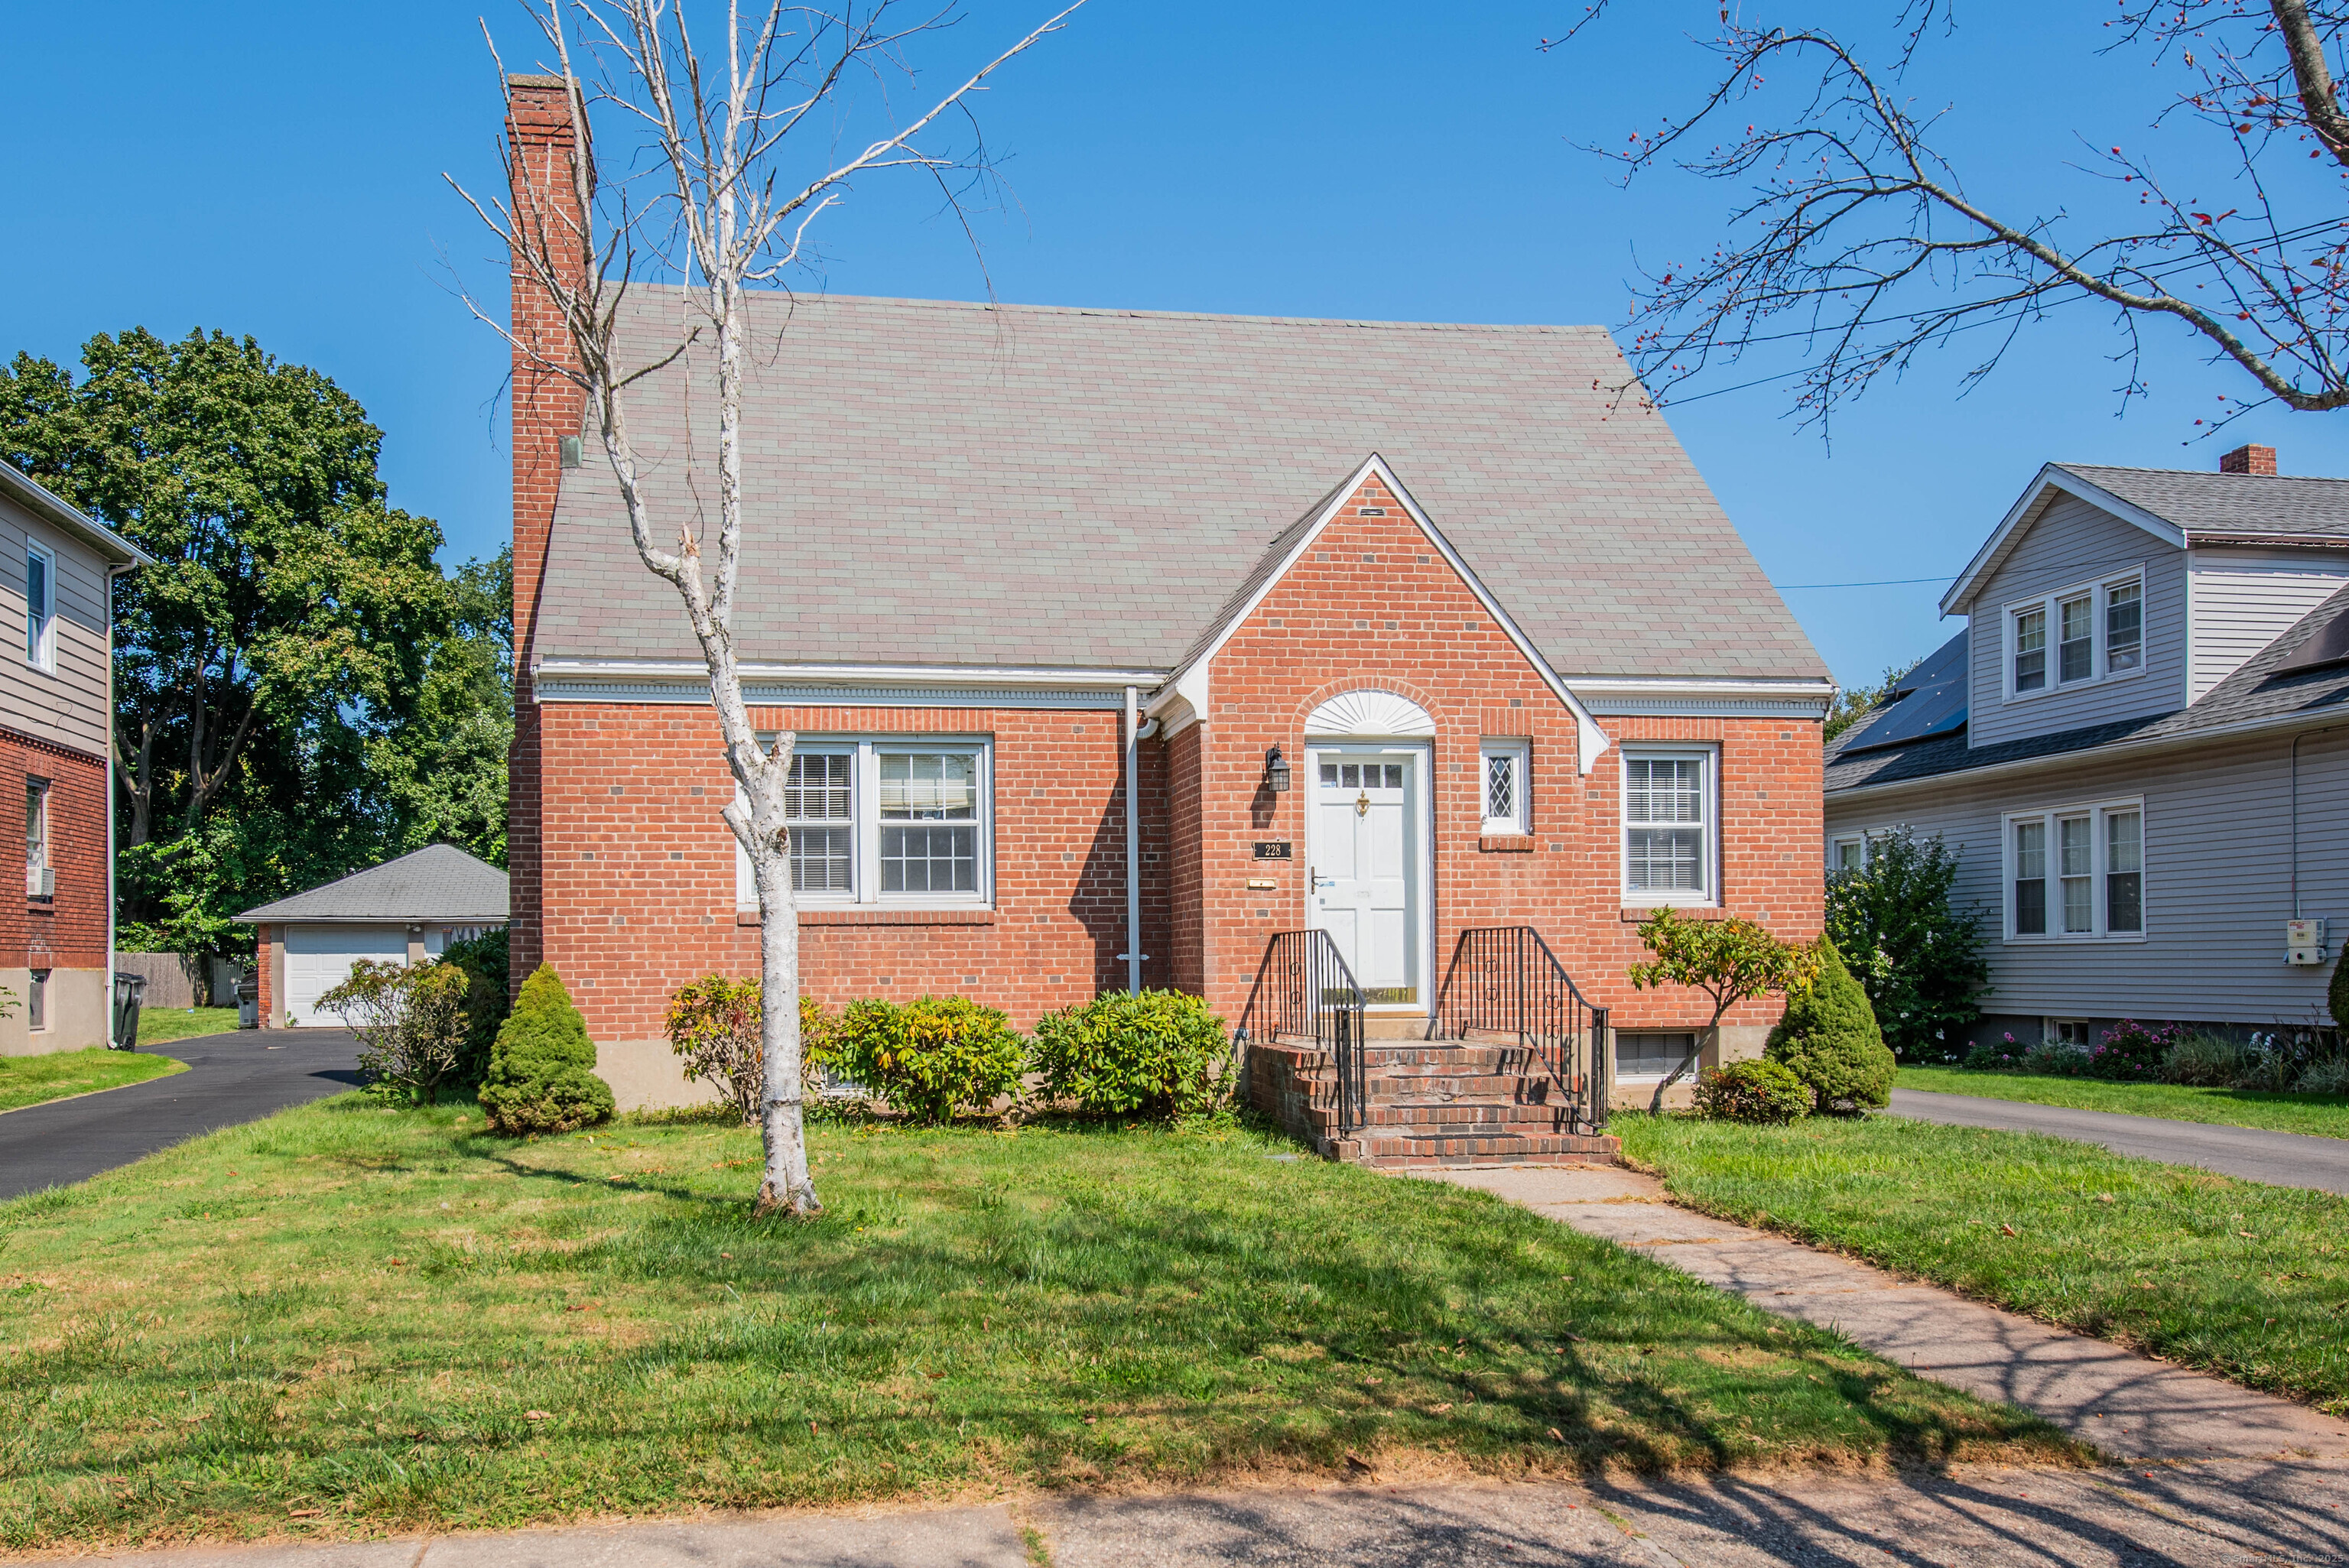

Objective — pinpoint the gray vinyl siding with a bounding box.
[0,490,112,760]
[1825,726,2349,1029]
[1967,493,2185,748]
[2187,547,2349,701]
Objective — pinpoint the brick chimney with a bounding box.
[2220,443,2278,476]
[504,73,590,994]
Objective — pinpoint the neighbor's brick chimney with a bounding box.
[2220,443,2278,476]
[505,73,590,994]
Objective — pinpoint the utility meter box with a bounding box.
[2287,918,2327,966]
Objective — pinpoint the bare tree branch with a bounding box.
[1559,2,2349,431]
[450,0,1083,1218]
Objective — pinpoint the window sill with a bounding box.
[1479,833,1535,853]
[738,907,997,927]
[26,900,54,915]
[2001,933,2147,945]
[1620,904,1721,920]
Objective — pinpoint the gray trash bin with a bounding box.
[111,970,148,1051]
[236,972,260,1031]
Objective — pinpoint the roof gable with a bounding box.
[1943,465,2185,615]
[235,844,510,925]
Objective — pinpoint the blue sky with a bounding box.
[6,2,2347,687]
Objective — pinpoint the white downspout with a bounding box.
[1123,685,1143,995]
[104,562,121,1043]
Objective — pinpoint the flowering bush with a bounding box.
[2089,1019,2181,1081]
[1962,1033,2029,1071]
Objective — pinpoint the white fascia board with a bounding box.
[535,658,1168,690]
[1563,674,1836,719]
[1825,707,2339,803]
[1561,676,1837,696]
[1143,663,1209,736]
[1941,465,2185,616]
[1168,453,1612,772]
[0,459,154,568]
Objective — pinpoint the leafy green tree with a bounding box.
[0,327,511,943]
[1825,826,1990,1060]
[1629,909,1824,1114]
[1764,937,1895,1112]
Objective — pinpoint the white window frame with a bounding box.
[1480,738,1529,835]
[2001,566,2146,703]
[2001,795,2146,943]
[1620,745,1720,907]
[24,777,48,902]
[1612,1029,1702,1084]
[24,539,55,674]
[1828,833,1868,873]
[736,735,994,910]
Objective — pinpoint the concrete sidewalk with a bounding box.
[1887,1086,2349,1195]
[54,1462,2349,1566]
[1420,1164,2349,1463]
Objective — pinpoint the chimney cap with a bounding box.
[2220,443,2279,476]
[507,73,573,89]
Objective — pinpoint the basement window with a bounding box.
[1614,1031,1698,1083]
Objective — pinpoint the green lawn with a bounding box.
[0,1101,2071,1550]
[1896,1065,2349,1140]
[1616,1112,2349,1414]
[136,1007,242,1047]
[0,1048,183,1114]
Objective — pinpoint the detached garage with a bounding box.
[237,845,508,1028]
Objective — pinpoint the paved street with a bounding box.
[0,1028,361,1200]
[1886,1087,2349,1194]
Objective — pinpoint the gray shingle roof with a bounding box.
[538,291,1826,680]
[2055,464,2349,539]
[1826,580,2349,793]
[235,845,510,924]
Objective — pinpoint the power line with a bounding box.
[1773,575,1950,589]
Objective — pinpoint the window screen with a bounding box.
[1615,1031,1698,1079]
[879,751,978,894]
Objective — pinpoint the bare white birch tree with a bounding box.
[451,0,1083,1216]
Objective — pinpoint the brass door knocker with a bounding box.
[1355,791,1370,817]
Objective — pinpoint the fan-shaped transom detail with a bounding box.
[1305,690,1436,738]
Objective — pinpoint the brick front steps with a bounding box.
[1245,1035,1622,1170]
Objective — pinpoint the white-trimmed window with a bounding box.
[24,541,54,673]
[1829,834,1867,872]
[740,737,993,907]
[1622,746,1716,904]
[2004,568,2144,700]
[1480,739,1529,834]
[24,778,48,901]
[2006,797,2144,940]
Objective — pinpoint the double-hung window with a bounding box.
[24,542,53,673]
[743,737,993,908]
[24,778,47,901]
[2006,568,2145,699]
[2006,797,2144,940]
[1622,747,1715,904]
[1480,739,1529,835]
[1829,835,1867,872]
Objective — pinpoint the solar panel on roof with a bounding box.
[2269,606,2349,676]
[1835,628,1968,753]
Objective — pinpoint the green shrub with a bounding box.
[1691,1059,1811,1124]
[830,996,1025,1124]
[1962,1034,2032,1071]
[2087,1018,2179,1080]
[319,959,473,1105]
[2298,1056,2349,1096]
[1031,989,1232,1118]
[2021,1042,2093,1077]
[664,976,838,1122]
[477,966,614,1134]
[2332,951,2349,1033]
[440,928,512,1082]
[1763,938,1894,1112]
[2162,1031,2245,1086]
[1824,826,1989,1060]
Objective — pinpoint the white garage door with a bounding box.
[283,925,408,1026]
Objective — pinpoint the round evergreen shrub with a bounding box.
[1031,989,1232,1118]
[1691,1059,1811,1124]
[830,995,1025,1124]
[1763,937,1894,1113]
[477,965,616,1134]
[2331,950,2349,1034]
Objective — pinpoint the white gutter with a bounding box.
[1828,704,2344,802]
[534,657,1169,690]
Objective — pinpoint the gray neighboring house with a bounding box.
[235,845,508,1028]
[1825,443,2349,1048]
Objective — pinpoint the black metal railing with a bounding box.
[1431,926,1609,1133]
[1236,929,1368,1135]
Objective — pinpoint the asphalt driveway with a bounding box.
[1886,1086,2349,1195]
[0,1029,362,1200]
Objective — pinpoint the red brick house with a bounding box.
[502,82,1833,1158]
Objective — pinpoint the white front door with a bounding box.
[1308,746,1427,1006]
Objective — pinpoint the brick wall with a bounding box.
[0,729,106,974]
[533,700,1169,1043]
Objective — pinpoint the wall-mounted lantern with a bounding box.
[1263,745,1291,793]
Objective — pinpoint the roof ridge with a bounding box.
[2056,460,2349,484]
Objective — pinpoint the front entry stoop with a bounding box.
[1244,1035,1621,1170]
